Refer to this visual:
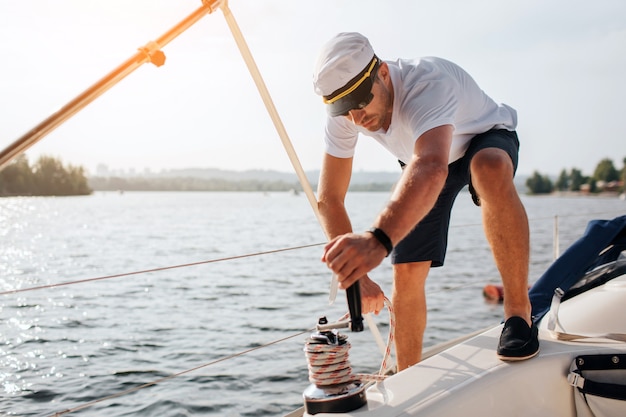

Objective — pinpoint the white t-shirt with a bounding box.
[323,57,517,165]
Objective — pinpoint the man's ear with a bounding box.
[378,62,390,80]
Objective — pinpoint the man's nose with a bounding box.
[348,109,365,124]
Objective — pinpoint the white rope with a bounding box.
[304,340,358,386]
[304,298,396,387]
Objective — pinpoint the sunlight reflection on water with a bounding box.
[0,192,624,415]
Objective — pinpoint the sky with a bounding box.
[1,0,625,177]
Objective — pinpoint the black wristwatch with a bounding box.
[367,227,393,257]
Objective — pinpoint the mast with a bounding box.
[0,0,224,171]
[1,1,363,328]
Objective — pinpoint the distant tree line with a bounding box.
[5,154,622,196]
[0,155,92,197]
[88,176,304,192]
[0,154,394,195]
[87,176,394,192]
[526,157,626,195]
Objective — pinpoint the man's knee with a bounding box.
[470,148,514,180]
[393,261,430,288]
[469,149,517,202]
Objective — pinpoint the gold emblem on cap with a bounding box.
[323,56,379,104]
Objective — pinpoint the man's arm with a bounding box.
[317,152,354,239]
[323,125,453,288]
[373,124,453,245]
[317,152,385,314]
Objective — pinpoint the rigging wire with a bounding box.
[49,328,314,417]
[2,210,622,297]
[0,242,324,296]
[47,302,394,416]
[3,210,621,415]
[0,0,621,411]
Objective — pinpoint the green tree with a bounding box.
[569,168,585,191]
[0,155,91,197]
[0,155,34,195]
[67,165,91,195]
[526,171,554,194]
[555,169,569,191]
[32,155,68,195]
[593,158,619,183]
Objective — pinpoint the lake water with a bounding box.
[1,191,624,416]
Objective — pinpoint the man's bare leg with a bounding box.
[392,261,430,371]
[470,148,532,324]
[470,148,539,360]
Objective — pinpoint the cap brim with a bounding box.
[325,76,375,117]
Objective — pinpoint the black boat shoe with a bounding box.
[497,316,540,361]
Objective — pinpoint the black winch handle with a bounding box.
[346,281,364,332]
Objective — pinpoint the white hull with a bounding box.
[295,272,626,416]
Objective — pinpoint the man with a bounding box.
[313,32,539,371]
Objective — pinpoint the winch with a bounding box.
[302,282,368,414]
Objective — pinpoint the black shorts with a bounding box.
[391,129,520,266]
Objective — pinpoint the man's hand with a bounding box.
[359,275,385,314]
[322,232,387,289]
